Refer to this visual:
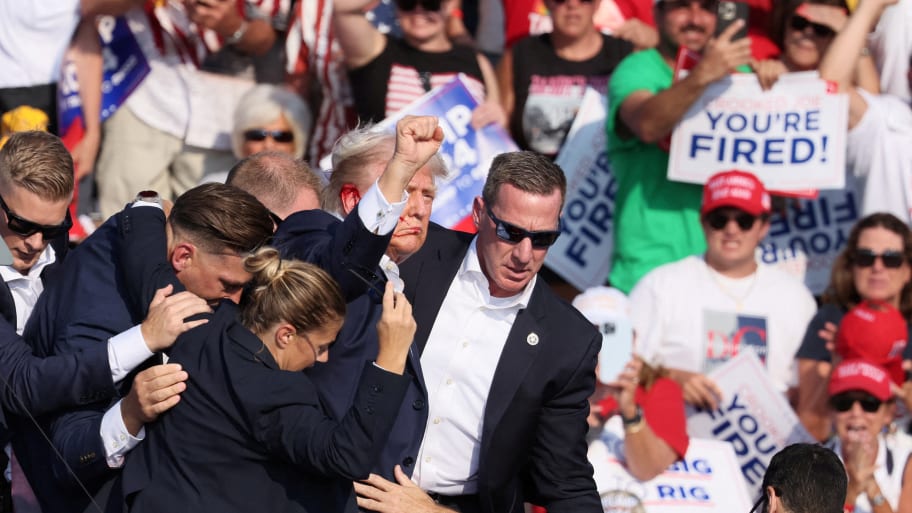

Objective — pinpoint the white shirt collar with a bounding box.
[459,237,536,310]
[0,244,56,284]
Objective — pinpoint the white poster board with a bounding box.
[547,87,616,290]
[759,184,860,295]
[668,72,848,191]
[686,352,814,497]
[590,435,753,513]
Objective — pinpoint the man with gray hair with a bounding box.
[272,116,445,511]
[321,122,447,269]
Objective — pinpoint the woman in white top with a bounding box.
[826,359,912,513]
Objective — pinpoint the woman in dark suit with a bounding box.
[119,247,416,513]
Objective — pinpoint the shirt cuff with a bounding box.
[107,325,154,384]
[131,200,163,210]
[357,179,408,235]
[100,399,145,468]
[373,361,394,373]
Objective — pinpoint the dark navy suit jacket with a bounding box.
[110,205,412,513]
[14,211,164,513]
[274,209,430,487]
[0,233,116,442]
[119,301,410,513]
[399,223,602,513]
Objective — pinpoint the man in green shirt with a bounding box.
[606,0,752,293]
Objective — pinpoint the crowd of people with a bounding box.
[1,0,912,512]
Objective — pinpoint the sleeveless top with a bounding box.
[826,430,912,513]
[349,35,486,123]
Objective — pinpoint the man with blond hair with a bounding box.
[0,131,205,512]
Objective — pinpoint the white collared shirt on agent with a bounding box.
[0,245,155,473]
[0,245,56,336]
[412,238,536,495]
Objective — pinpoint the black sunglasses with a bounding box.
[705,209,758,231]
[789,15,836,38]
[0,195,72,239]
[395,0,443,12]
[853,248,906,269]
[829,392,883,413]
[243,129,294,143]
[486,206,561,248]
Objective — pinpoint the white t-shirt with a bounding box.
[826,430,912,513]
[124,1,288,149]
[629,255,817,393]
[848,89,912,223]
[0,0,81,88]
[869,0,912,102]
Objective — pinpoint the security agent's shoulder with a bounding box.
[274,209,342,241]
[530,279,600,347]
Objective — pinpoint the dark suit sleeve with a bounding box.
[45,404,110,488]
[525,331,602,512]
[0,317,114,417]
[274,205,391,302]
[239,362,409,480]
[117,206,185,319]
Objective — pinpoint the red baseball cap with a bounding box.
[828,359,893,401]
[701,170,772,216]
[836,301,908,385]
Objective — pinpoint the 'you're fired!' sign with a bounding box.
[668,71,848,191]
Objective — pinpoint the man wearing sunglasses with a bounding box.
[606,0,752,294]
[629,170,816,410]
[12,183,273,513]
[0,131,212,512]
[355,151,602,513]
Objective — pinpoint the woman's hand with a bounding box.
[607,358,643,420]
[375,281,417,374]
[470,100,508,129]
[843,432,878,502]
[796,3,849,34]
[613,18,659,50]
[751,59,788,91]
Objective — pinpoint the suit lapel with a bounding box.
[405,239,467,356]
[481,282,547,449]
[0,239,66,329]
[0,281,14,327]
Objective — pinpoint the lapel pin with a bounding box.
[526,332,539,346]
